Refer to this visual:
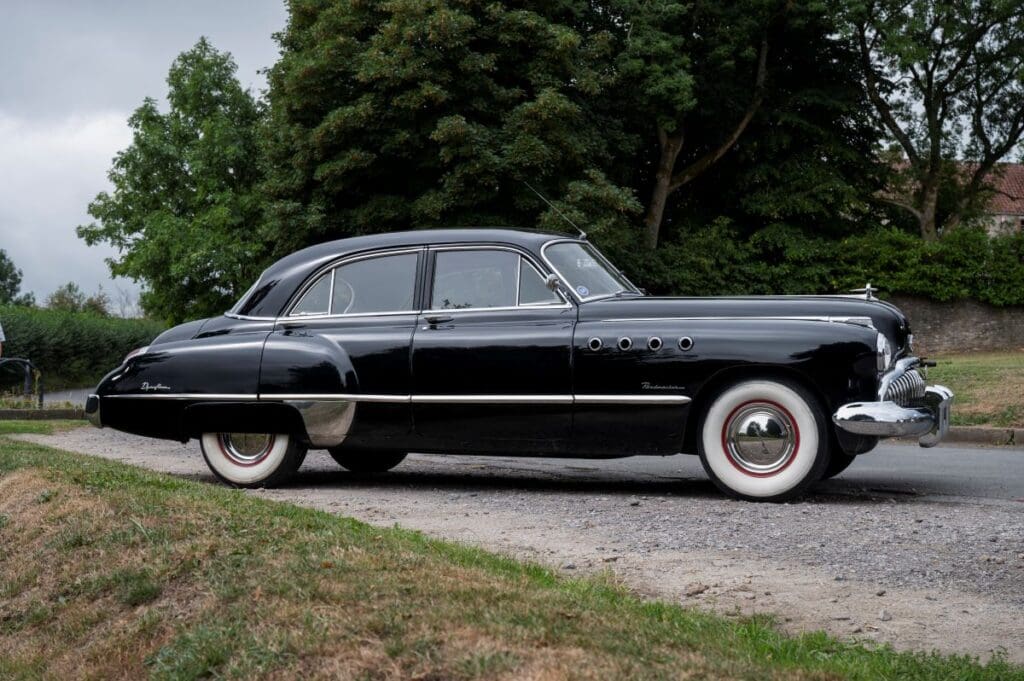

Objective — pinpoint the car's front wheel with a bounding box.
[328,448,407,473]
[698,379,831,501]
[200,432,307,488]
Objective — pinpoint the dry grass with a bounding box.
[928,352,1024,427]
[0,432,1019,680]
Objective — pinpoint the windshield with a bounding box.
[543,241,639,300]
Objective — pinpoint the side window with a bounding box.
[518,259,561,305]
[331,253,418,314]
[290,273,331,316]
[431,250,518,309]
[290,252,418,316]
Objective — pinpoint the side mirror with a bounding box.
[544,274,563,292]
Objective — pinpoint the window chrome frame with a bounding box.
[424,244,571,314]
[283,247,424,319]
[540,239,641,303]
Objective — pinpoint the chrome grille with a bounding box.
[884,369,926,407]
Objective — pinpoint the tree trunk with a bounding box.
[643,130,683,250]
[919,181,940,241]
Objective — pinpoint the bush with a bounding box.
[0,306,165,390]
[623,223,1024,307]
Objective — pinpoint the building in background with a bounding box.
[983,163,1024,236]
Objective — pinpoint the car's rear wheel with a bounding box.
[200,432,307,488]
[328,448,407,473]
[698,379,830,501]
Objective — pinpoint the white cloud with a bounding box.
[0,110,139,305]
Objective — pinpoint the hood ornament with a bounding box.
[849,282,879,301]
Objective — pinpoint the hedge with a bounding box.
[0,306,166,391]
[619,224,1024,307]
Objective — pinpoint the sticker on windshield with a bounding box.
[576,285,590,297]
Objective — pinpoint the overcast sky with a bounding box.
[0,0,287,312]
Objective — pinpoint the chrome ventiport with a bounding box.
[617,337,633,351]
[678,336,694,351]
[647,336,663,351]
[588,337,603,352]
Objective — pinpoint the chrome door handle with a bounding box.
[424,314,453,325]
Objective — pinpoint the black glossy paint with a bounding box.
[411,305,575,452]
[88,228,903,458]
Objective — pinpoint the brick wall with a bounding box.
[888,295,1024,355]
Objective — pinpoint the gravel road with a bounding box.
[15,427,1024,663]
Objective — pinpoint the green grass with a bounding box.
[929,352,1024,427]
[0,422,1020,679]
[0,420,85,436]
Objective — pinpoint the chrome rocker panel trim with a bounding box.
[833,385,954,448]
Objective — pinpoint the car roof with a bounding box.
[279,228,572,267]
[233,228,582,318]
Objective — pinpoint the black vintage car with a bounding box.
[86,229,952,501]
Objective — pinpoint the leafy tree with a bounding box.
[45,282,87,313]
[837,0,1024,240]
[0,249,24,304]
[605,1,883,250]
[78,38,266,323]
[0,249,35,307]
[262,0,635,256]
[44,282,112,316]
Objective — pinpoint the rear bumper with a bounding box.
[833,385,953,448]
[85,394,102,428]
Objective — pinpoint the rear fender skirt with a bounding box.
[182,402,308,441]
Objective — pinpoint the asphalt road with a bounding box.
[481,442,1024,504]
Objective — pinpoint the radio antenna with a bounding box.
[523,181,586,240]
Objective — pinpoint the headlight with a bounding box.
[123,346,149,364]
[876,334,893,372]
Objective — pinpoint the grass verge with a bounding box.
[929,352,1024,428]
[0,419,85,436]
[0,424,1019,680]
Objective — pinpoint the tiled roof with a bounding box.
[988,163,1024,215]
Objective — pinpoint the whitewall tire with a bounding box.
[200,432,307,488]
[698,380,830,501]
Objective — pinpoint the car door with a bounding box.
[410,246,575,453]
[259,248,423,448]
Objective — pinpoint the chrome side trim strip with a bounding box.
[266,393,411,403]
[412,394,574,404]
[104,392,691,405]
[575,394,691,405]
[599,316,876,328]
[224,313,278,322]
[105,393,258,400]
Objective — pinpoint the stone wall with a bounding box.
[888,295,1024,355]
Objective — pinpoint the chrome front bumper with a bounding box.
[833,358,953,448]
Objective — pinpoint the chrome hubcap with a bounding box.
[724,403,796,475]
[218,433,275,465]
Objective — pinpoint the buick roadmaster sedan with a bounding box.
[86,229,953,501]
